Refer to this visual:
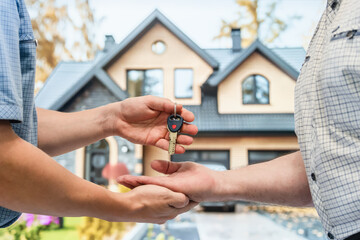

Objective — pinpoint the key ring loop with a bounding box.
[174,102,177,116]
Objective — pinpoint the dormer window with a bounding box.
[242,75,269,104]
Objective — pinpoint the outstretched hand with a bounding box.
[117,160,224,203]
[108,96,198,154]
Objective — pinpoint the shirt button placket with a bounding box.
[311,172,316,182]
[330,0,338,10]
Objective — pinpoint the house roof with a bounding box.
[35,10,304,133]
[35,55,128,110]
[271,47,306,73]
[204,40,302,88]
[184,94,295,134]
[36,9,219,111]
[100,9,219,70]
[36,61,94,109]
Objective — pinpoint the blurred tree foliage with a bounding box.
[25,0,99,91]
[215,0,301,47]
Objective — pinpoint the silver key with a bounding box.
[167,113,184,155]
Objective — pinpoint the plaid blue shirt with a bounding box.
[0,0,38,227]
[295,0,360,239]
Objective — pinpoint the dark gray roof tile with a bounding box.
[184,94,294,133]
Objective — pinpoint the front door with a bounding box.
[85,139,109,185]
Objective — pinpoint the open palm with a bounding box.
[117,160,221,203]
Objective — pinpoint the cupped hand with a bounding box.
[117,160,223,203]
[124,184,198,224]
[108,96,198,154]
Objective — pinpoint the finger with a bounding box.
[155,138,170,152]
[175,144,186,154]
[118,182,136,190]
[181,124,198,136]
[146,96,183,114]
[176,135,193,145]
[151,160,183,174]
[117,175,147,188]
[180,107,195,122]
[155,139,186,154]
[117,175,173,190]
[173,201,199,215]
[168,192,189,209]
[145,96,195,124]
[164,132,193,145]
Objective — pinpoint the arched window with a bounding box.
[242,75,269,104]
[85,139,109,185]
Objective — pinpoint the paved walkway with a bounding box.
[194,211,307,240]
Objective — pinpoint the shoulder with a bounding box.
[333,0,360,30]
[0,0,20,37]
[0,0,20,13]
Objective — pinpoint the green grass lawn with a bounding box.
[41,217,82,240]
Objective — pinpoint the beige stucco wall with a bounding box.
[143,136,299,176]
[107,23,213,105]
[218,52,296,114]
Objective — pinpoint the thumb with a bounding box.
[117,175,171,189]
[168,191,189,209]
[151,160,182,174]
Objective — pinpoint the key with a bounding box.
[167,114,183,155]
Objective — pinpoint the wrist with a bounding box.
[212,171,229,201]
[213,170,244,202]
[99,103,122,137]
[87,188,132,222]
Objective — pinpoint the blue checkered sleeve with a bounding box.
[0,0,23,123]
[0,0,24,228]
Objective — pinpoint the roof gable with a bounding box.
[36,9,219,110]
[204,40,300,87]
[35,62,93,109]
[101,9,219,70]
[35,60,128,110]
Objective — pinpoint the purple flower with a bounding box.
[52,217,60,225]
[24,213,34,227]
[38,215,52,226]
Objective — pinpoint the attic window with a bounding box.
[242,75,269,104]
[152,41,166,55]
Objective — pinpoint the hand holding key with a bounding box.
[107,96,197,154]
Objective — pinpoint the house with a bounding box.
[35,10,305,181]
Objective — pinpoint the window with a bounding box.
[172,150,230,169]
[174,69,193,98]
[248,150,296,165]
[85,139,109,185]
[152,41,166,55]
[242,75,269,104]
[127,69,163,97]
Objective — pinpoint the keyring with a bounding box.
[174,102,177,116]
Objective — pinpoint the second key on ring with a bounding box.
[167,114,183,155]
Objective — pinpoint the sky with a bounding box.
[90,0,327,50]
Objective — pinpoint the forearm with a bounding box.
[37,106,113,156]
[216,151,313,207]
[0,124,132,221]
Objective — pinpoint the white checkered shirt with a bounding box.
[295,0,360,239]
